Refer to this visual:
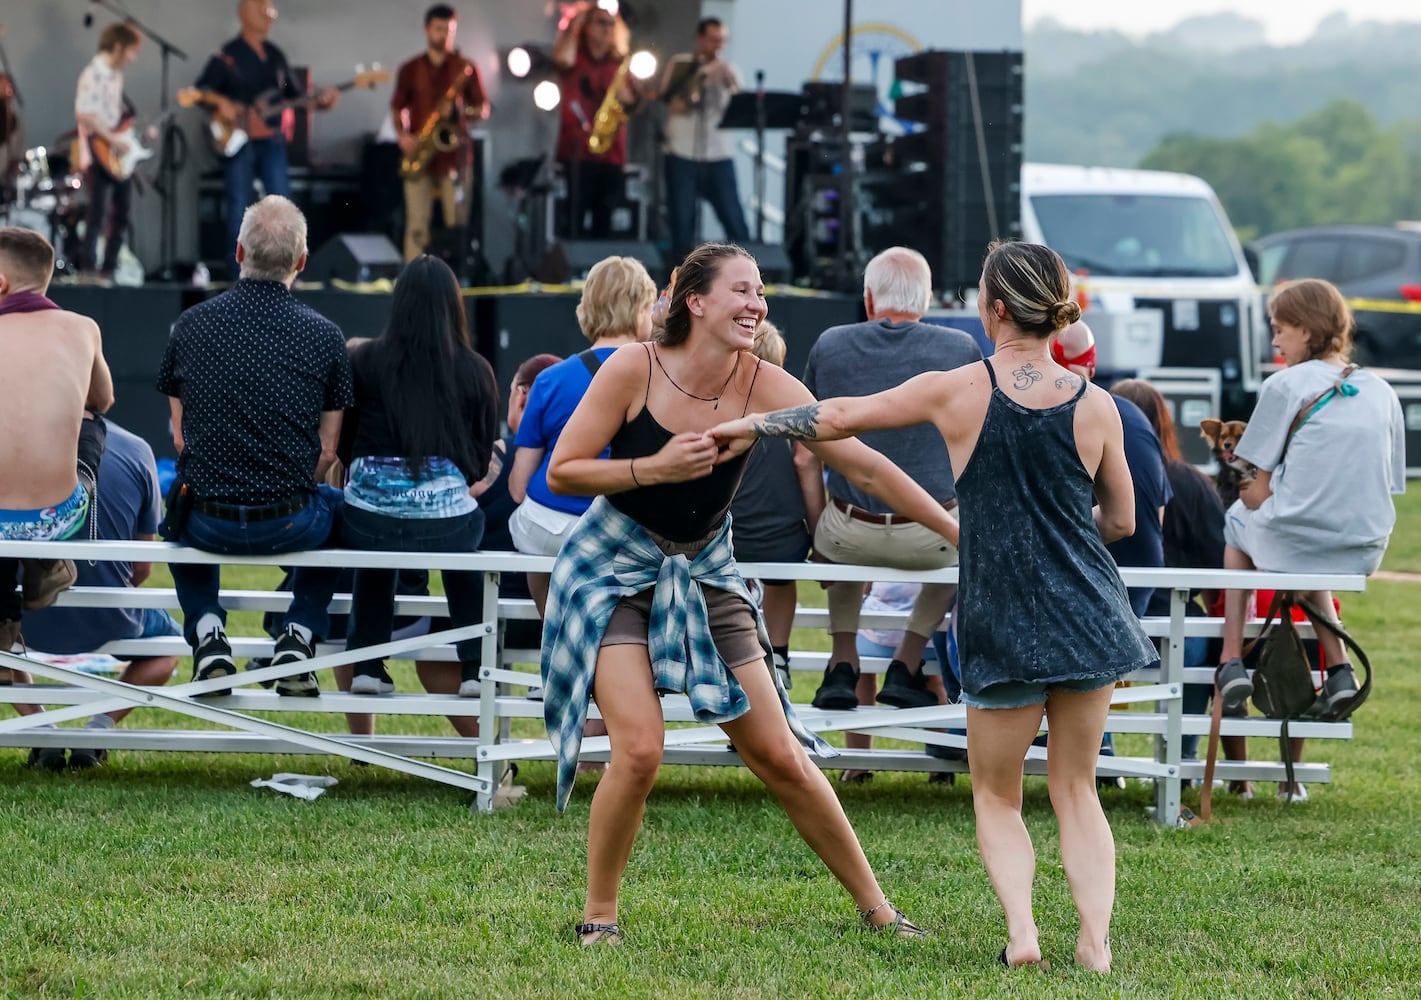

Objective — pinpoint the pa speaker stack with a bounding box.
[536,239,664,284]
[879,50,1024,295]
[305,234,404,284]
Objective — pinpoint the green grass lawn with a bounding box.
[4,493,1421,998]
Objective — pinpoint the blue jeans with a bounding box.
[171,485,343,645]
[664,155,749,264]
[1179,636,1212,759]
[223,137,292,276]
[340,505,487,672]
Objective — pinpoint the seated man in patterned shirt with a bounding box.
[156,195,353,696]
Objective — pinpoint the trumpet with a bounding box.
[587,54,631,156]
[400,64,469,179]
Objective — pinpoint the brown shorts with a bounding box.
[598,527,766,670]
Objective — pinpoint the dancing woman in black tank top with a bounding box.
[711,242,1149,974]
[541,243,958,946]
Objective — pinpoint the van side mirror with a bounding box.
[1242,245,1260,283]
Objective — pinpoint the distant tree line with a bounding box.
[1139,99,1421,240]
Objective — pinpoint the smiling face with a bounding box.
[690,256,767,351]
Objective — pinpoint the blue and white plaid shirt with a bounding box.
[541,497,833,811]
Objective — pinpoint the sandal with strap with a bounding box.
[858,898,929,938]
[574,921,622,946]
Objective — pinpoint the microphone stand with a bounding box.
[91,0,188,280]
[835,0,855,291]
[753,69,765,243]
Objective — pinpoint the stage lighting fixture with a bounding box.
[533,80,561,111]
[629,50,657,80]
[597,0,620,15]
[507,46,532,78]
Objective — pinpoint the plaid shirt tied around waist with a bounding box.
[541,497,834,811]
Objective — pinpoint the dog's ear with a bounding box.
[1199,418,1221,443]
[1223,420,1248,436]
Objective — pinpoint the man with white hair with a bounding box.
[156,195,353,696]
[802,246,982,716]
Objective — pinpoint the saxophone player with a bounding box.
[552,2,641,240]
[391,4,489,263]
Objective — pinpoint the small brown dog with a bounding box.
[1199,418,1257,507]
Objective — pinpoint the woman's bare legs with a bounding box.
[718,659,909,929]
[415,660,479,738]
[1042,685,1117,972]
[581,643,665,935]
[966,701,1048,966]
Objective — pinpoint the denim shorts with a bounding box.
[962,674,1119,710]
[138,608,183,639]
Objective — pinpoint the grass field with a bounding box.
[3,492,1420,998]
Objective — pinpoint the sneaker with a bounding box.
[21,559,77,610]
[1214,779,1255,801]
[772,650,792,691]
[459,678,482,698]
[1215,658,1253,713]
[350,668,395,696]
[26,746,67,771]
[272,626,319,697]
[68,746,108,769]
[811,661,860,711]
[1321,663,1360,719]
[1278,782,1310,803]
[877,659,937,709]
[192,629,237,696]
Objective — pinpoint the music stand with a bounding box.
[720,89,802,243]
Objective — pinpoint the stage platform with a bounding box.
[46,281,864,461]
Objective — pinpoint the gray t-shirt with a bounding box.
[802,318,982,512]
[1236,360,1406,574]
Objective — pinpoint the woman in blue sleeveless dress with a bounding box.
[712,241,1154,974]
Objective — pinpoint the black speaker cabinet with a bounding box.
[305,233,403,284]
[536,239,664,284]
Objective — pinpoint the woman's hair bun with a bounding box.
[1050,299,1083,329]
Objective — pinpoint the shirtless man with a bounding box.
[0,227,115,654]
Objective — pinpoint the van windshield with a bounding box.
[1030,193,1241,278]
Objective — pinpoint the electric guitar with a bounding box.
[88,106,181,181]
[182,68,389,158]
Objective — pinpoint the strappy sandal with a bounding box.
[858,898,929,938]
[574,921,622,946]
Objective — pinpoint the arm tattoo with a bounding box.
[1054,373,1080,390]
[1013,363,1043,390]
[753,402,822,441]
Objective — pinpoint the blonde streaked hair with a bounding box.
[751,320,786,365]
[981,240,1080,337]
[1269,278,1354,361]
[576,255,657,343]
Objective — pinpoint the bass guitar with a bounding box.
[184,68,388,158]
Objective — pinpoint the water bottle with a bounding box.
[192,262,210,289]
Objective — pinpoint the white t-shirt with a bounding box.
[662,54,739,162]
[74,54,125,170]
[1236,359,1406,573]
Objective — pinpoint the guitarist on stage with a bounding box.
[195,0,339,275]
[391,4,488,264]
[74,22,143,282]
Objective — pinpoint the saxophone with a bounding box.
[586,54,631,156]
[400,65,468,180]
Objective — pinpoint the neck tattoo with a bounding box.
[654,346,737,409]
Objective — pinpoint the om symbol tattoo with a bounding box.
[1012,363,1043,390]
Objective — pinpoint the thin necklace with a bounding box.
[653,345,738,410]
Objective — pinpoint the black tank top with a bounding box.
[608,344,760,542]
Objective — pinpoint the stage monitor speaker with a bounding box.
[306,233,403,284]
[738,241,793,284]
[537,239,664,284]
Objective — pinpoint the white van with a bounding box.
[1020,163,1265,409]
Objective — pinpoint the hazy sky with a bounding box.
[1022,0,1421,44]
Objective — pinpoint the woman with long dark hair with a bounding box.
[338,255,498,695]
[541,242,955,945]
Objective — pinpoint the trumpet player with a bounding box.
[552,2,640,240]
[391,4,489,263]
[660,17,749,267]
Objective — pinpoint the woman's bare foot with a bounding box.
[1001,931,1048,969]
[1074,935,1111,973]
